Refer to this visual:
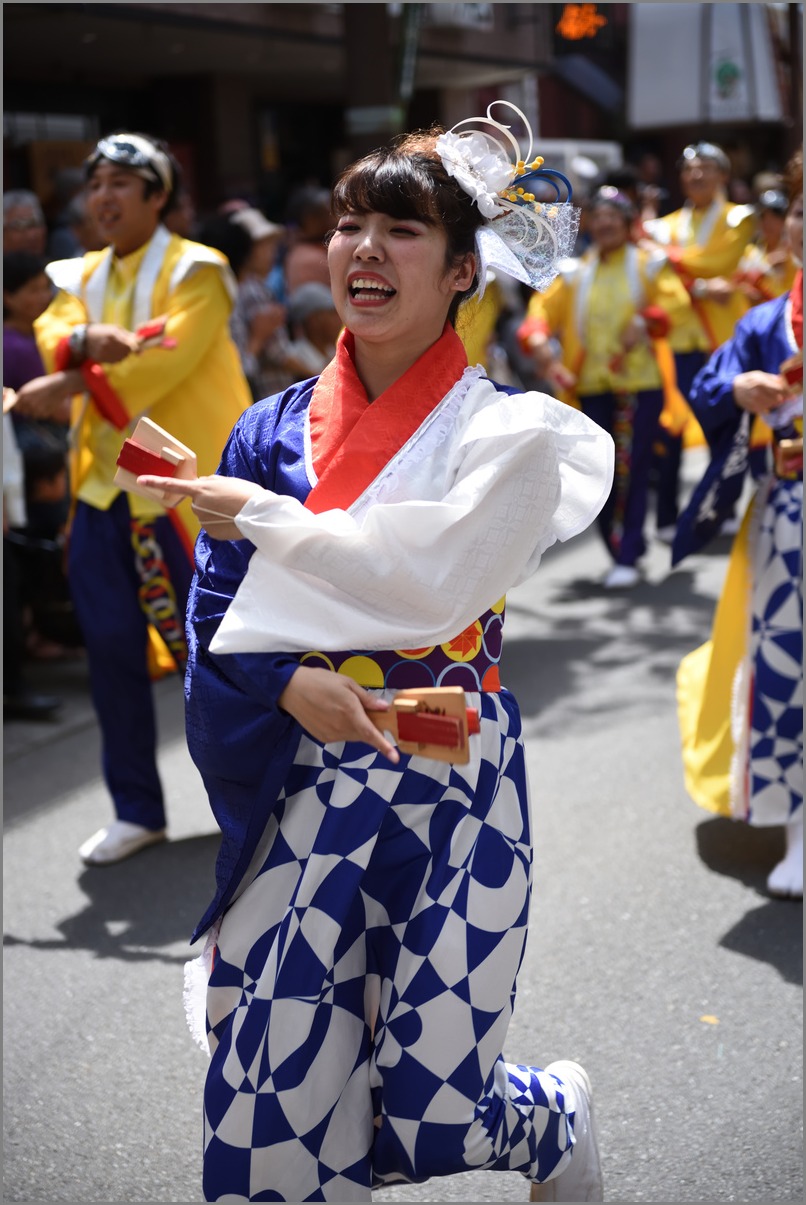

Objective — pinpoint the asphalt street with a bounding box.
[3,457,803,1204]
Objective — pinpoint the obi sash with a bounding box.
[300,600,505,693]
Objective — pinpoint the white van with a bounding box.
[532,139,623,199]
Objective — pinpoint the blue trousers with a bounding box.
[580,389,663,566]
[68,495,193,830]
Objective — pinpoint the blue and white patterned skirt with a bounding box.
[188,689,580,1202]
[744,477,803,825]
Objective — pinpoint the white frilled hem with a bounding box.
[183,922,219,1057]
[211,373,614,657]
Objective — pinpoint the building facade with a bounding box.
[4,3,801,223]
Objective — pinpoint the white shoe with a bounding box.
[655,524,677,544]
[602,564,640,590]
[79,820,167,866]
[719,515,742,537]
[530,1061,603,1201]
[767,818,803,899]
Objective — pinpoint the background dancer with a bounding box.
[674,149,803,900]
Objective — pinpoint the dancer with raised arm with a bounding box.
[142,104,614,1203]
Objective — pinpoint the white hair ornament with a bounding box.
[435,101,580,297]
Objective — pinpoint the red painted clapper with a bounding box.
[367,686,481,764]
[114,416,197,509]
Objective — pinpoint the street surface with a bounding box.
[4,454,803,1204]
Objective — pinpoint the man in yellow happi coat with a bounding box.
[642,142,756,537]
[33,132,251,866]
[518,186,691,589]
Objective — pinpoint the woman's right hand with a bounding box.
[278,667,400,763]
[134,472,267,539]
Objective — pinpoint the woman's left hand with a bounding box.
[135,473,267,539]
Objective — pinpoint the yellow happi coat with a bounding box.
[34,225,252,554]
[645,194,756,352]
[521,243,692,423]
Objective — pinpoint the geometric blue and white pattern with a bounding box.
[201,690,578,1201]
[747,478,803,827]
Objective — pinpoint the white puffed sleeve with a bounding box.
[210,380,613,655]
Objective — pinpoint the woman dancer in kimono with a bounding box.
[673,149,803,899]
[140,105,614,1203]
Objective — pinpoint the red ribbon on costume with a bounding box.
[664,247,720,352]
[54,335,130,429]
[304,324,468,514]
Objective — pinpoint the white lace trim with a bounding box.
[182,922,219,1057]
[350,364,486,519]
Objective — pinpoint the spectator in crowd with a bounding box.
[163,186,198,239]
[3,389,62,721]
[642,141,757,541]
[46,167,87,260]
[632,148,672,219]
[55,193,107,257]
[3,251,73,659]
[519,186,691,588]
[30,130,251,867]
[199,207,307,399]
[4,253,53,390]
[283,185,334,293]
[4,251,67,460]
[3,190,47,256]
[285,280,341,376]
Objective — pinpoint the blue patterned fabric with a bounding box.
[187,383,315,942]
[672,294,793,566]
[202,691,577,1201]
[747,477,803,824]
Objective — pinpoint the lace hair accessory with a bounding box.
[435,101,580,298]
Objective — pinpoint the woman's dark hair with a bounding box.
[3,251,48,296]
[196,214,253,278]
[589,186,637,223]
[3,251,48,317]
[330,127,484,323]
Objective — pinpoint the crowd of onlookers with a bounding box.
[2,170,344,717]
[3,135,800,719]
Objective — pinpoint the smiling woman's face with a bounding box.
[327,210,474,357]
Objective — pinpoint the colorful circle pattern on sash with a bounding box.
[300,599,505,692]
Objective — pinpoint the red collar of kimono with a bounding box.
[305,322,468,514]
[790,270,803,349]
